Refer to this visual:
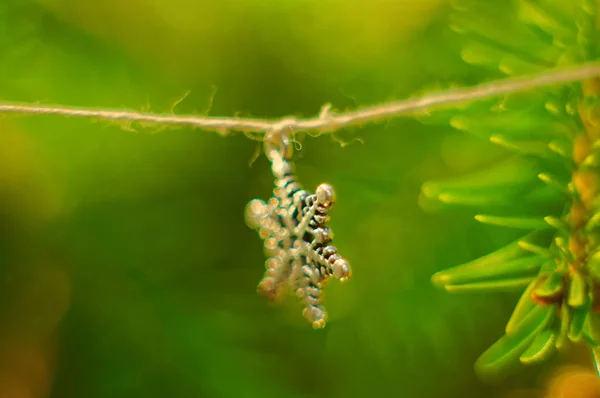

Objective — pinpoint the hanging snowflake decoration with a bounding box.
[245,133,352,329]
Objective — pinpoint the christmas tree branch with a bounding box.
[2,61,600,137]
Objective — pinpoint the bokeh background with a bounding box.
[0,0,598,397]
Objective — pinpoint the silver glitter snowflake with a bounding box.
[245,135,352,329]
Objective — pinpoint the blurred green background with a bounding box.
[0,0,597,397]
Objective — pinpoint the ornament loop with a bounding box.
[264,130,293,163]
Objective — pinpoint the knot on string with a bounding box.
[264,122,297,179]
[270,117,297,136]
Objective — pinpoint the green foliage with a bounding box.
[422,0,600,380]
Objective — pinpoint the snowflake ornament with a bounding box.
[245,134,352,328]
